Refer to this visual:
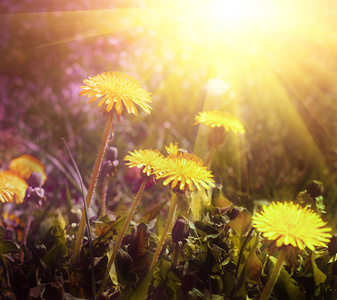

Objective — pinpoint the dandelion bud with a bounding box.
[101,160,119,177]
[112,160,119,168]
[106,146,118,161]
[34,244,47,257]
[172,218,189,244]
[307,180,324,199]
[27,172,43,188]
[24,186,45,206]
[101,160,113,176]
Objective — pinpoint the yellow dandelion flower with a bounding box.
[124,149,164,176]
[0,171,28,204]
[79,72,152,120]
[252,201,332,251]
[194,111,245,134]
[9,154,47,184]
[0,173,14,203]
[155,153,215,192]
[165,143,189,156]
[165,143,180,156]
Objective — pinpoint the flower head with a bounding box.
[0,171,28,204]
[252,201,332,251]
[165,143,188,156]
[9,155,47,184]
[155,153,215,193]
[0,173,14,203]
[124,149,164,177]
[165,143,180,156]
[194,111,245,134]
[79,72,152,121]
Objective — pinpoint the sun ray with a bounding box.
[1,8,150,48]
[4,0,337,206]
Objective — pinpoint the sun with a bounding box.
[195,0,282,33]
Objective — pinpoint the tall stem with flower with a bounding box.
[100,146,119,218]
[96,149,163,297]
[194,111,245,168]
[20,172,46,261]
[73,72,152,265]
[72,118,113,264]
[252,201,332,299]
[145,152,215,295]
[97,179,147,298]
[259,247,286,300]
[149,191,178,270]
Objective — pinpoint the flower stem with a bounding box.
[259,247,286,300]
[149,192,178,271]
[72,118,113,265]
[100,176,109,218]
[205,144,216,169]
[20,204,35,261]
[96,179,147,298]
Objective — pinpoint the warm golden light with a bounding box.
[6,0,337,208]
[194,0,284,34]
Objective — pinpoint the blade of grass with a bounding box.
[24,140,86,195]
[62,138,96,300]
[130,257,162,300]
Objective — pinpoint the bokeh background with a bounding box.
[1,0,337,225]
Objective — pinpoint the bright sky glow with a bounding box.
[203,0,282,32]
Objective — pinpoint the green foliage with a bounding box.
[0,179,335,300]
[0,225,20,255]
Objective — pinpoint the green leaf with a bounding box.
[245,248,263,286]
[129,258,162,300]
[228,209,251,237]
[269,256,306,300]
[311,253,326,285]
[0,240,20,254]
[223,271,237,296]
[190,189,211,219]
[143,199,168,223]
[114,248,136,288]
[212,187,233,208]
[42,243,67,270]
